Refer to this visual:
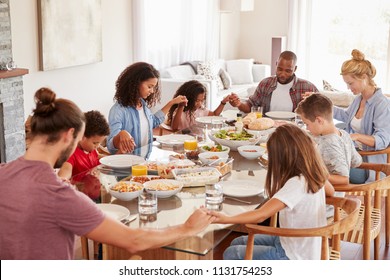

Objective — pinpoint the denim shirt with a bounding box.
[107,99,165,155]
[333,88,390,170]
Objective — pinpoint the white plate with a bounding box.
[156,134,195,145]
[265,111,295,120]
[221,109,240,121]
[96,204,130,220]
[99,155,146,169]
[220,180,264,197]
[195,116,227,124]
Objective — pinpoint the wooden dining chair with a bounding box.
[357,147,390,247]
[334,162,390,260]
[244,196,361,260]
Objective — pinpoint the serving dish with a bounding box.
[172,167,221,187]
[237,145,266,160]
[143,179,183,198]
[108,181,143,201]
[208,127,261,151]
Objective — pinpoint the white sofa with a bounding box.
[153,59,270,113]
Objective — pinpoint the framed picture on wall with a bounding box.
[37,0,102,71]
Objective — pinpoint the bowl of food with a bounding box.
[237,145,266,160]
[199,144,230,156]
[209,127,261,151]
[143,179,183,198]
[109,181,144,201]
[198,152,229,165]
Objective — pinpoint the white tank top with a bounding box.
[351,117,363,150]
[138,107,150,156]
[270,80,294,112]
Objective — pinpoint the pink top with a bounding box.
[0,158,105,260]
[172,107,210,130]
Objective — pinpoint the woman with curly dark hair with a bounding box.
[107,62,187,155]
[166,80,231,131]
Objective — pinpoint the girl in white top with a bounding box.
[166,80,231,131]
[210,124,333,260]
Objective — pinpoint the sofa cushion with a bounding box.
[226,59,254,85]
[197,61,224,90]
[323,80,340,91]
[320,90,355,107]
[219,68,232,89]
[160,65,195,79]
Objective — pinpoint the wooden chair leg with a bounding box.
[374,235,380,260]
[386,194,390,246]
[80,236,89,260]
[244,233,255,260]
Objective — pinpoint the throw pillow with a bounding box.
[197,61,224,91]
[226,59,254,85]
[219,68,232,89]
[323,80,340,91]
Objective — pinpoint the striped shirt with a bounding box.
[248,75,318,113]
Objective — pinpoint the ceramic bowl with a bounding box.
[198,152,229,165]
[109,181,143,201]
[237,145,266,160]
[143,179,183,198]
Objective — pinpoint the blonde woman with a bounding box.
[334,49,390,183]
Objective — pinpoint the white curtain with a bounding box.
[132,0,220,70]
[288,0,390,92]
[287,0,313,79]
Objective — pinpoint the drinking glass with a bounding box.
[132,165,148,176]
[251,106,263,118]
[138,188,158,221]
[295,114,305,128]
[205,183,223,211]
[183,139,198,152]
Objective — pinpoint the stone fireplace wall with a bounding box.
[0,0,26,162]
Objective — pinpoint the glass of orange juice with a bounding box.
[183,139,198,152]
[252,106,263,118]
[132,165,148,176]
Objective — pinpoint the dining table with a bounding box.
[71,121,268,260]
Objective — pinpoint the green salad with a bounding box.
[203,144,228,152]
[214,129,254,141]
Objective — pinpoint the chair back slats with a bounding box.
[334,163,390,259]
[244,197,361,260]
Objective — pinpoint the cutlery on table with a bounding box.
[224,196,252,204]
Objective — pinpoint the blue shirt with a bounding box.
[107,99,165,156]
[333,88,390,179]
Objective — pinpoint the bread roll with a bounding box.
[243,112,257,125]
[248,117,275,130]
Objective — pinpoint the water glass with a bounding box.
[205,183,223,211]
[295,114,305,128]
[138,189,158,221]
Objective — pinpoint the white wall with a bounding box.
[220,0,288,65]
[9,0,133,119]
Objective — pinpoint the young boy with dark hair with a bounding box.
[296,93,362,185]
[58,110,110,180]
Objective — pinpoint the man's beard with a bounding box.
[54,139,76,169]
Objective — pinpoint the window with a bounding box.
[132,0,219,70]
[290,0,390,92]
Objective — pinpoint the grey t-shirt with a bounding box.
[315,129,362,176]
